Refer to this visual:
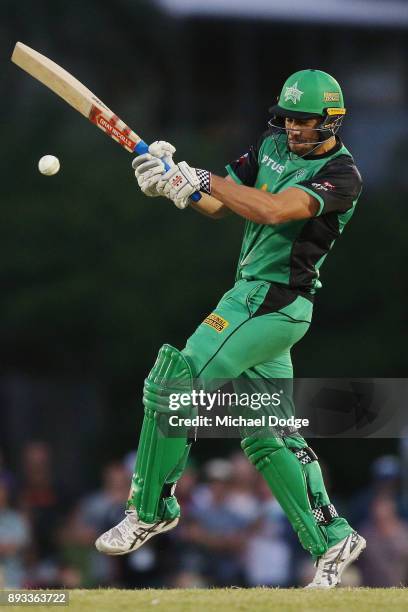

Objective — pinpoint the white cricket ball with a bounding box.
[38,155,60,176]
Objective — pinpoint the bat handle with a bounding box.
[189,191,202,202]
[134,140,202,202]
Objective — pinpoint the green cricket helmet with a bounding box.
[269,69,346,142]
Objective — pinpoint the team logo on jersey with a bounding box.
[323,92,340,102]
[284,81,304,104]
[295,169,306,180]
[203,313,229,333]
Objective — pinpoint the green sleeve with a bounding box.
[294,185,325,216]
[225,164,244,185]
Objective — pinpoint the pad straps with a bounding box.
[292,446,318,465]
[312,503,339,525]
[291,446,339,525]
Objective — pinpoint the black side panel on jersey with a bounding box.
[298,154,363,215]
[227,129,274,187]
[289,213,340,291]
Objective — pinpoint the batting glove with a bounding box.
[132,141,176,197]
[156,162,212,209]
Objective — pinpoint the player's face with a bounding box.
[285,117,321,156]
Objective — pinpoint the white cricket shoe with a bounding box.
[95,509,179,555]
[305,531,366,589]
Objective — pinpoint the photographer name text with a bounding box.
[168,415,309,429]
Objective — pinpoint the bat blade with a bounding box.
[11,42,201,200]
[11,42,145,154]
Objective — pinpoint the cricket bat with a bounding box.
[11,42,201,201]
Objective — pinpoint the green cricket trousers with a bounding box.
[129,278,353,556]
[181,278,352,552]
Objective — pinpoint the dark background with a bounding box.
[1,0,407,497]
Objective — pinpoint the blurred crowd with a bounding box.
[1,442,408,589]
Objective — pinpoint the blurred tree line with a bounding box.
[1,0,406,489]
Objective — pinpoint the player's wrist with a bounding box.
[194,169,212,196]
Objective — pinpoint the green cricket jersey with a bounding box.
[226,132,362,294]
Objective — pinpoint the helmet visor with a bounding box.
[268,104,322,120]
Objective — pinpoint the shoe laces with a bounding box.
[116,513,138,540]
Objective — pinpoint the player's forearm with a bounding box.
[189,193,231,219]
[211,175,282,224]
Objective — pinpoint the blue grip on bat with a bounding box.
[134,140,201,202]
[134,140,149,155]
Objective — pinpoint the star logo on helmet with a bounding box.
[284,82,304,105]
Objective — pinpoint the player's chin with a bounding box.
[288,142,307,155]
[288,142,315,156]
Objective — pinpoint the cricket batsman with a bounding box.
[96,69,366,588]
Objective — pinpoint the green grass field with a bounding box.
[31,588,408,612]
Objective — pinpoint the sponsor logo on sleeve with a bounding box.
[237,152,249,166]
[203,313,230,333]
[311,181,336,192]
